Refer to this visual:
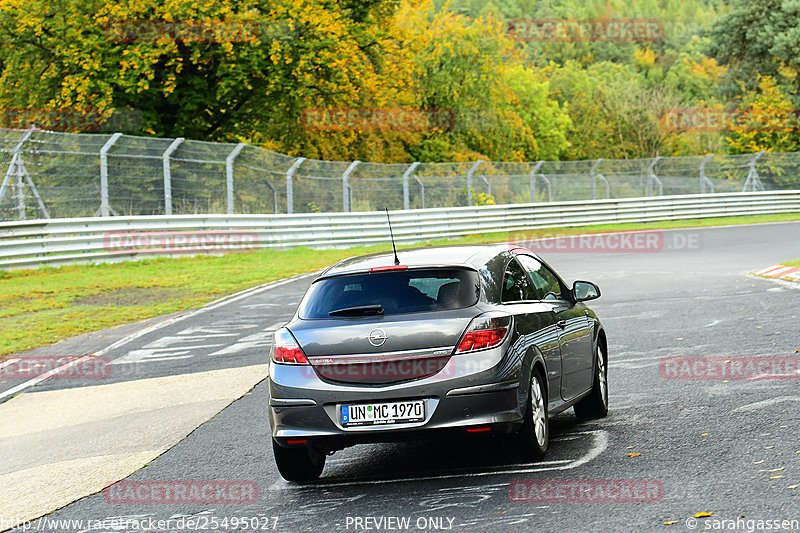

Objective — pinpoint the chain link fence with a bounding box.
[2,126,799,221]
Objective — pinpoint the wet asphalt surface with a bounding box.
[7,222,800,532]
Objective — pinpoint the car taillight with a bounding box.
[272,328,309,365]
[456,313,512,354]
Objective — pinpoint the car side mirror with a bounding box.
[573,280,601,302]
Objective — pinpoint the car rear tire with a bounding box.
[573,343,609,420]
[272,440,326,482]
[517,368,549,460]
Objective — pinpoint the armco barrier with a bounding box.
[1,191,799,269]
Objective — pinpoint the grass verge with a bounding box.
[2,212,799,356]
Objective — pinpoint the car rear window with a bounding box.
[298,268,480,318]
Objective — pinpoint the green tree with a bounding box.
[0,0,408,145]
[548,60,680,159]
[707,0,800,98]
[401,2,569,162]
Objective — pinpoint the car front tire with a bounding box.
[573,342,609,420]
[517,367,549,460]
[272,440,326,482]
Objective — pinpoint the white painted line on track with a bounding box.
[269,430,609,490]
[733,396,800,413]
[0,358,20,370]
[610,356,656,363]
[0,271,318,401]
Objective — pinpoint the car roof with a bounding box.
[318,244,543,278]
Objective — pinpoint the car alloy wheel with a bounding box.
[517,368,549,460]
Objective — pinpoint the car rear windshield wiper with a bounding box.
[328,304,384,317]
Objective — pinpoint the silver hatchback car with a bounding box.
[269,245,607,481]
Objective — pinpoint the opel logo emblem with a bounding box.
[368,328,387,347]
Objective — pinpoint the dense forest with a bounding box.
[1,0,798,162]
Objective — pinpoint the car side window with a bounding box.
[501,258,538,302]
[517,255,565,301]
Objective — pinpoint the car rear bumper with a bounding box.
[268,348,524,449]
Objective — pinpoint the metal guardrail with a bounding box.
[1,191,799,269]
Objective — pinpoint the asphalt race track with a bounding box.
[3,221,800,533]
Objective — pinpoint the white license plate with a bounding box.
[340,400,425,427]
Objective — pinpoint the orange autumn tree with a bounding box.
[725,76,800,155]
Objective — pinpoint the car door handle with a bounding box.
[556,319,567,329]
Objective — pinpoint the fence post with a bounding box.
[0,127,36,219]
[342,160,360,212]
[162,137,184,216]
[590,158,603,200]
[99,133,122,217]
[13,160,25,220]
[530,161,544,202]
[414,176,425,210]
[225,143,246,215]
[597,173,610,198]
[539,175,552,202]
[743,150,765,192]
[699,154,714,194]
[466,160,484,206]
[285,157,305,214]
[402,162,420,210]
[647,156,662,196]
